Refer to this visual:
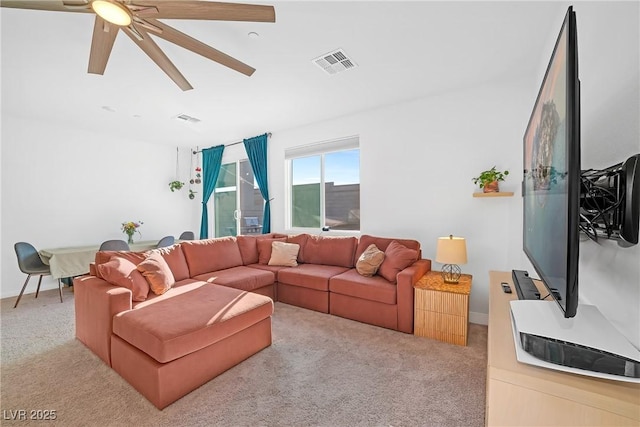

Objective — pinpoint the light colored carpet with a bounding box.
[0,288,487,426]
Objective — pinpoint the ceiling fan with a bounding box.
[1,0,276,90]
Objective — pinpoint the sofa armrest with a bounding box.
[396,259,432,333]
[73,275,132,366]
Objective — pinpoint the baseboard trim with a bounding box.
[470,311,488,325]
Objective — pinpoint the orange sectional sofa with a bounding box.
[74,233,431,409]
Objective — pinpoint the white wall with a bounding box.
[268,78,529,325]
[1,115,199,298]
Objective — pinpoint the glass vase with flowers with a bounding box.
[122,221,143,244]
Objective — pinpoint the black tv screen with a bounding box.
[523,6,580,318]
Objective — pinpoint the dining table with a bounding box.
[39,240,160,279]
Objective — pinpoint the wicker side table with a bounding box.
[413,270,472,346]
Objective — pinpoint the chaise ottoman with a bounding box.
[110,283,273,409]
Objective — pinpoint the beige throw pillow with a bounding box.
[257,237,287,264]
[268,241,300,267]
[356,244,385,277]
[137,252,176,295]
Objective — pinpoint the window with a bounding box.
[286,137,360,231]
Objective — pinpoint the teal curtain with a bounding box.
[200,145,225,239]
[243,133,271,233]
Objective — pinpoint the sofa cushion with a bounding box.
[377,241,419,283]
[246,263,290,274]
[137,252,176,295]
[181,237,243,277]
[192,266,275,292]
[278,264,350,291]
[113,284,274,363]
[238,234,288,265]
[145,244,190,281]
[97,257,150,301]
[236,235,259,265]
[257,238,286,264]
[269,242,300,267]
[329,269,397,305]
[286,234,309,263]
[355,244,385,277]
[354,235,420,265]
[94,251,146,279]
[132,279,205,308]
[302,235,357,268]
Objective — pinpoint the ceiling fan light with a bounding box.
[91,1,132,26]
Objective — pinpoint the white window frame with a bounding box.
[285,136,360,233]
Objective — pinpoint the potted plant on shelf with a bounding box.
[472,166,509,193]
[169,180,185,192]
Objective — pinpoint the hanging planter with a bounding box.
[189,147,200,193]
[169,147,184,192]
[169,180,185,192]
[189,148,196,184]
[194,151,202,184]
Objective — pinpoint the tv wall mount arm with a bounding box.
[579,153,639,247]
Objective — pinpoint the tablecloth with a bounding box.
[39,240,159,279]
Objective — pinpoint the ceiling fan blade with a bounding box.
[0,1,91,13]
[140,1,275,22]
[122,26,193,91]
[144,18,255,77]
[88,16,119,75]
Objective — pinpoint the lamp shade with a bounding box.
[436,235,467,265]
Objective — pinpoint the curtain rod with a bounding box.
[192,132,272,154]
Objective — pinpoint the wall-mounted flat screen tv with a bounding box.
[523,6,580,318]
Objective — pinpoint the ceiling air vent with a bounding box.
[312,48,358,75]
[175,113,201,124]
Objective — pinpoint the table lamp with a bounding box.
[436,235,467,283]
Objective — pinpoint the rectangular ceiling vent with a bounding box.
[175,113,201,124]
[312,49,358,75]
